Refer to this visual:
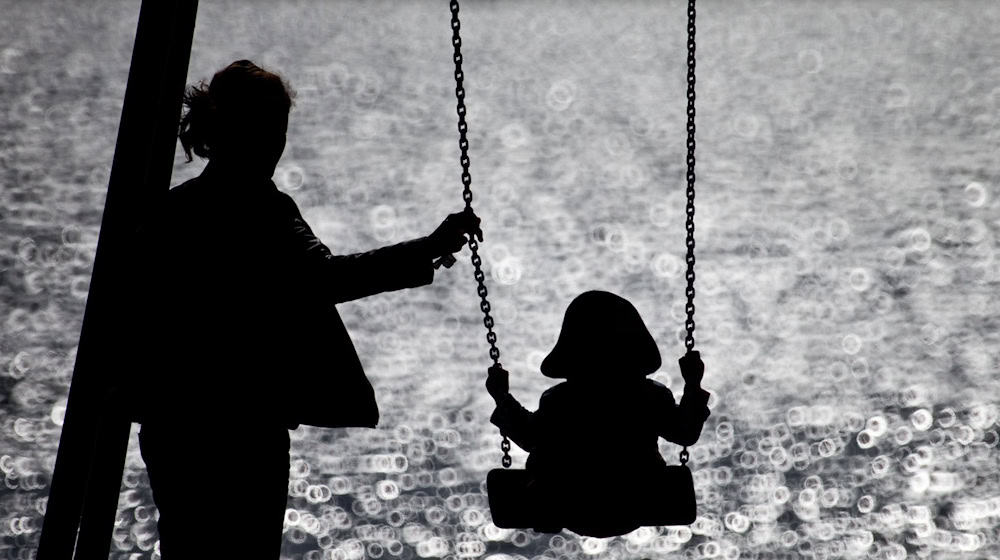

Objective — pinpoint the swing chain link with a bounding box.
[683,0,697,353]
[450,0,511,469]
[680,0,697,469]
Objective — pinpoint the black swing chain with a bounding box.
[680,0,697,468]
[449,0,696,470]
[449,0,511,469]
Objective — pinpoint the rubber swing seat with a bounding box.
[487,464,696,538]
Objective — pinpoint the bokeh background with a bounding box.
[2,0,1000,558]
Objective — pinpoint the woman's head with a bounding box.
[541,290,661,380]
[179,60,295,176]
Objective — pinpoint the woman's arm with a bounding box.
[277,192,480,304]
[278,192,434,303]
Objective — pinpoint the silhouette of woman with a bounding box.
[128,60,481,559]
[485,290,710,536]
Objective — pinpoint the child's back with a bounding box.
[523,377,672,479]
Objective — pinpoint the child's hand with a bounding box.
[678,351,704,387]
[486,364,509,403]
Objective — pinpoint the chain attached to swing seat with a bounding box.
[680,0,698,468]
[448,0,698,472]
[448,0,511,469]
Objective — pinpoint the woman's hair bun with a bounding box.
[178,60,295,162]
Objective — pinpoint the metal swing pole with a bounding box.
[38,1,198,558]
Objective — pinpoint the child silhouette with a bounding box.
[485,290,711,536]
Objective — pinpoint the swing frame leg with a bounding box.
[37,2,198,558]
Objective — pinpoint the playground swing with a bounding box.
[440,0,703,537]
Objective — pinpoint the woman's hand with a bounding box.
[486,364,509,404]
[427,209,482,260]
[678,350,704,388]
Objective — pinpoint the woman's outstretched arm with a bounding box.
[277,191,480,304]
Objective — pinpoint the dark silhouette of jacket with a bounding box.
[123,162,434,428]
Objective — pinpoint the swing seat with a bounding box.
[487,464,696,537]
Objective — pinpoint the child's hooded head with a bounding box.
[541,290,661,380]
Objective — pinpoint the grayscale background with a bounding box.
[2,0,999,558]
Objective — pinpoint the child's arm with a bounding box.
[486,365,538,452]
[657,351,711,447]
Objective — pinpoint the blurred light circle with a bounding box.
[724,511,750,533]
[841,334,862,355]
[856,430,875,449]
[937,407,957,428]
[499,123,530,149]
[780,530,798,548]
[827,218,850,242]
[865,415,887,437]
[647,201,675,228]
[492,258,522,286]
[602,132,632,158]
[884,83,910,109]
[329,476,352,495]
[0,47,25,74]
[909,228,931,251]
[772,485,790,504]
[869,455,891,478]
[628,115,654,138]
[61,225,83,246]
[857,495,875,513]
[307,484,332,504]
[964,182,988,207]
[798,488,816,506]
[882,248,906,272]
[786,407,807,427]
[545,80,576,112]
[276,164,306,191]
[892,426,913,446]
[376,480,400,501]
[351,72,383,106]
[289,478,309,497]
[836,157,858,181]
[580,538,607,555]
[732,113,760,139]
[370,205,396,229]
[797,49,823,74]
[817,439,836,457]
[651,252,684,279]
[291,459,310,478]
[847,268,870,291]
[16,237,37,266]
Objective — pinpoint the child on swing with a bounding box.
[485,290,710,536]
